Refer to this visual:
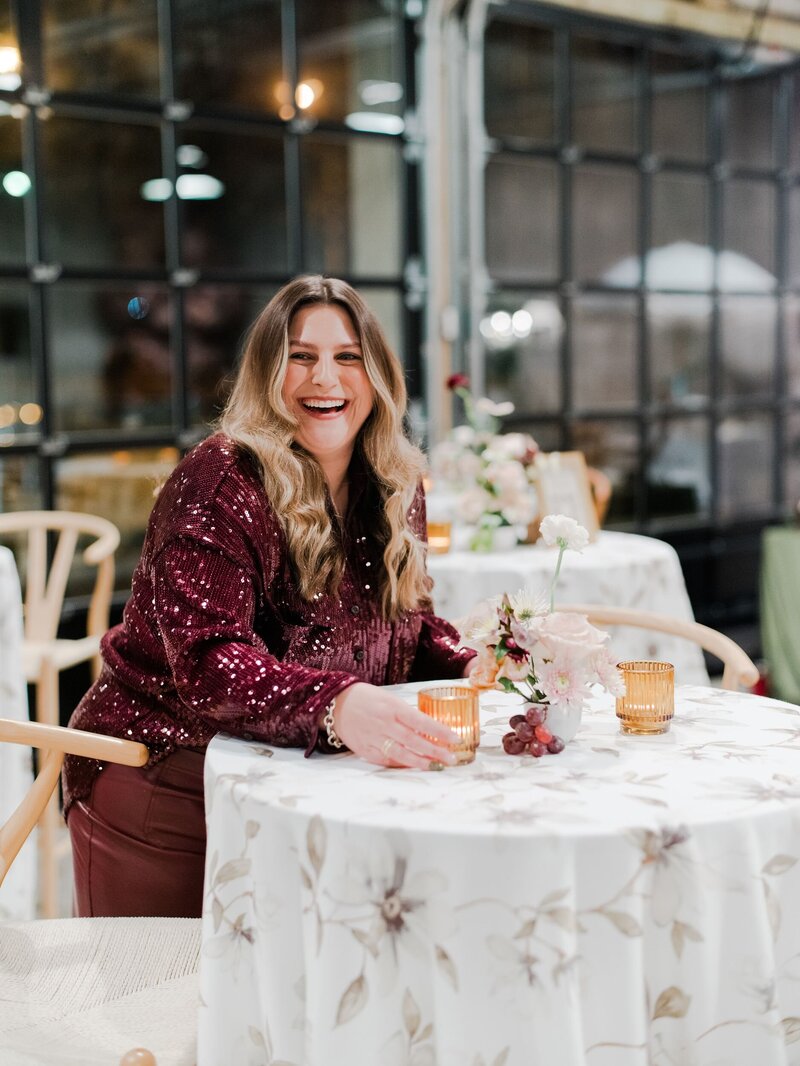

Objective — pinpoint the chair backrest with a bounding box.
[0,511,120,643]
[556,603,759,691]
[0,718,148,888]
[586,467,612,526]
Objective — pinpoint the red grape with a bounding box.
[547,736,565,754]
[528,740,546,758]
[534,724,553,745]
[525,705,545,726]
[503,732,527,755]
[515,721,535,742]
[509,714,526,729]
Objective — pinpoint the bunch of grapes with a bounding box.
[502,703,565,757]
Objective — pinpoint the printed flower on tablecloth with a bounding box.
[429,375,538,551]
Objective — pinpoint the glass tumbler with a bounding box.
[616,660,675,735]
[418,685,480,764]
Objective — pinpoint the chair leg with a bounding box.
[35,661,62,918]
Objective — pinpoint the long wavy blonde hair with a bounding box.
[219,275,431,618]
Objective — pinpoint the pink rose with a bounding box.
[529,611,608,663]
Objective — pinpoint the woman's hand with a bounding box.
[333,682,461,769]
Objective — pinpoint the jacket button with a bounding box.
[354,648,365,662]
[350,604,360,615]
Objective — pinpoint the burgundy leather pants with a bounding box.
[67,748,206,918]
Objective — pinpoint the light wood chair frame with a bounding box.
[0,511,120,917]
[556,603,760,691]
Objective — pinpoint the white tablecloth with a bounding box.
[0,545,35,921]
[200,683,800,1066]
[429,531,709,685]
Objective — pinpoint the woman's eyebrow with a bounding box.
[288,339,362,350]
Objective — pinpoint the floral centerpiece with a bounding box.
[429,374,539,551]
[462,514,625,756]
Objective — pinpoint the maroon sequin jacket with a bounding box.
[63,434,474,813]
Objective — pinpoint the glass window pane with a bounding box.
[297,0,403,125]
[0,113,26,265]
[360,288,403,363]
[47,282,173,433]
[572,37,638,154]
[43,0,160,98]
[646,417,709,520]
[56,446,180,596]
[0,283,36,444]
[720,296,776,399]
[482,291,562,415]
[718,413,774,520]
[647,294,711,405]
[184,284,260,428]
[175,0,282,115]
[485,155,559,283]
[573,165,639,284]
[179,127,287,274]
[0,455,41,515]
[572,294,638,412]
[508,419,562,452]
[484,20,554,143]
[722,180,776,288]
[651,173,708,256]
[788,187,800,288]
[784,296,800,400]
[40,117,164,270]
[571,419,638,524]
[302,135,402,277]
[651,49,709,163]
[725,75,775,170]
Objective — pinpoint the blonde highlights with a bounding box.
[219,275,430,618]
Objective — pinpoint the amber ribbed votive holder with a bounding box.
[616,660,675,735]
[427,521,452,554]
[418,685,480,764]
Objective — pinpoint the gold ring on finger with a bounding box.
[382,738,395,758]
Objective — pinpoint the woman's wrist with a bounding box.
[321,698,344,749]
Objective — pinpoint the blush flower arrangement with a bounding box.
[430,374,539,550]
[462,514,625,757]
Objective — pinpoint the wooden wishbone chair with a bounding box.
[0,718,200,1066]
[0,510,120,918]
[556,603,759,691]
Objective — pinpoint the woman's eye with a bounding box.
[338,352,362,362]
[290,352,313,361]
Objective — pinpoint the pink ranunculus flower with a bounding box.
[592,648,627,697]
[497,656,531,683]
[528,610,608,662]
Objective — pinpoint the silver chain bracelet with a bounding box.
[322,699,344,749]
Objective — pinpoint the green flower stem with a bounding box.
[549,539,567,612]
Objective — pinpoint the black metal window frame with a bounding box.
[1,0,422,508]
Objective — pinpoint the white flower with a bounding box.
[451,424,477,445]
[475,397,515,417]
[462,602,502,644]
[508,588,549,622]
[484,459,527,491]
[458,486,494,523]
[539,514,589,552]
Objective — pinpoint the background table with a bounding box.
[761,525,800,705]
[200,683,800,1066]
[0,545,35,921]
[429,530,709,685]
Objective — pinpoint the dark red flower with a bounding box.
[446,373,471,391]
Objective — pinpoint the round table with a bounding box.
[199,683,800,1066]
[0,546,35,921]
[428,531,709,685]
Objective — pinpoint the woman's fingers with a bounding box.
[381,737,450,770]
[394,705,461,747]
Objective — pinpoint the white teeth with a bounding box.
[302,400,346,410]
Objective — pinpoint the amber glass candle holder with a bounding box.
[427,521,452,554]
[418,685,480,764]
[616,660,675,735]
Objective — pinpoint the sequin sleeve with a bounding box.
[152,536,360,753]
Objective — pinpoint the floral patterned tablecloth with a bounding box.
[199,683,800,1066]
[428,531,710,686]
[0,545,35,921]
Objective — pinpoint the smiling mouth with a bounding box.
[300,399,348,416]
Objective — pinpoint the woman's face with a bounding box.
[282,303,375,464]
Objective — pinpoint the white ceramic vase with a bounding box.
[541,701,583,743]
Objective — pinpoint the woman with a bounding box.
[65,275,476,919]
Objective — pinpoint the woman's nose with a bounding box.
[311,356,338,387]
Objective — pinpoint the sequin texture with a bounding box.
[62,434,474,813]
